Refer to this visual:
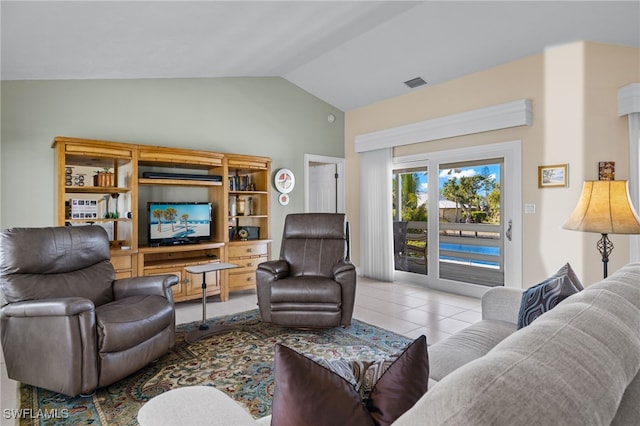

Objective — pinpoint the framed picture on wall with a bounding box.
[598,161,615,181]
[538,164,568,188]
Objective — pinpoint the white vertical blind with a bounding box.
[618,84,640,262]
[628,112,640,262]
[359,148,394,281]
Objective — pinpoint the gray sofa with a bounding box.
[138,261,640,425]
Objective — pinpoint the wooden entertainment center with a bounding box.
[52,136,271,302]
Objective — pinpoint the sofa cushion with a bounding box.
[517,266,581,329]
[428,319,516,381]
[612,369,640,425]
[271,336,428,426]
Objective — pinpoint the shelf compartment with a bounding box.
[65,186,132,193]
[228,190,268,195]
[65,218,131,224]
[138,178,222,187]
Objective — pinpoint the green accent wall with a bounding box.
[1,77,345,257]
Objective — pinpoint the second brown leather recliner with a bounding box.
[256,213,356,328]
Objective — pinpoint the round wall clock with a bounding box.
[274,168,295,194]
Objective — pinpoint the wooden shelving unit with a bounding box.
[225,154,272,292]
[52,136,271,302]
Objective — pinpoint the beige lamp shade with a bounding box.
[563,180,640,234]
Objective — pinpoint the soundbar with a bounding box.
[142,172,222,182]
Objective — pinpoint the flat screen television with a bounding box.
[148,202,212,246]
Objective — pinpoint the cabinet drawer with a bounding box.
[228,243,268,258]
[232,256,267,272]
[111,255,132,271]
[229,271,256,289]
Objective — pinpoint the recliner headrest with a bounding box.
[0,226,111,275]
[282,213,346,240]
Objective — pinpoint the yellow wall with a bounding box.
[575,42,640,281]
[345,41,640,287]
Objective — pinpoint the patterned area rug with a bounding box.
[19,309,411,425]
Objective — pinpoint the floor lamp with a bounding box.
[563,180,640,278]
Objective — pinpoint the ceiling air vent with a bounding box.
[404,77,427,89]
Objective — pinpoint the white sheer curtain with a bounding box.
[359,148,394,281]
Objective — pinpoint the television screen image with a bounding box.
[148,202,212,244]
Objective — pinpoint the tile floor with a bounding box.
[0,277,482,426]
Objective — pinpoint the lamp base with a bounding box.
[597,233,613,279]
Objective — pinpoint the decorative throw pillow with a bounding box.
[553,262,584,291]
[271,335,428,426]
[517,264,583,329]
[362,336,429,426]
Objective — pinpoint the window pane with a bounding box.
[438,161,504,286]
[392,167,427,274]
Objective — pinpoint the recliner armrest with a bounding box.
[333,260,356,326]
[1,297,94,317]
[257,260,289,279]
[113,275,179,300]
[333,260,355,277]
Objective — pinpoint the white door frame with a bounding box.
[304,154,345,213]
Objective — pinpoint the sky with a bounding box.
[415,164,501,205]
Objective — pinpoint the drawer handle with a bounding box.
[247,262,253,267]
[246,248,253,253]
[246,276,253,282]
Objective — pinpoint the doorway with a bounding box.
[304,154,345,213]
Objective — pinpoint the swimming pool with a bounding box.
[439,243,500,268]
[439,243,500,256]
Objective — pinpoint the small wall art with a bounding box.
[598,161,615,181]
[538,164,568,188]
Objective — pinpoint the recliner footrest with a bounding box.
[270,302,341,312]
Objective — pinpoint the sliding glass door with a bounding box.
[393,142,521,296]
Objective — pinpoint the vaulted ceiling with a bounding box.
[2,1,639,111]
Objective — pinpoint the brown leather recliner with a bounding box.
[0,226,178,396]
[256,213,356,328]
